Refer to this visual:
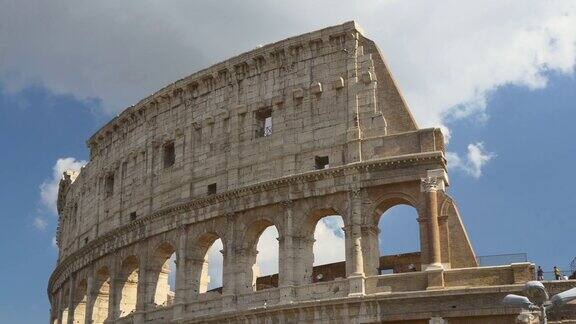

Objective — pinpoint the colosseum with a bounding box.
[48,21,574,324]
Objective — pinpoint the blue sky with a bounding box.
[1,1,575,323]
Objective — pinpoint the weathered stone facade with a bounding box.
[48,21,574,323]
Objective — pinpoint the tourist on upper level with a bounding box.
[554,266,562,280]
[537,266,544,281]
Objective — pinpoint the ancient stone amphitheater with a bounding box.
[49,22,574,323]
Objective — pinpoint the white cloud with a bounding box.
[1,0,574,127]
[51,237,58,249]
[39,157,86,215]
[313,216,346,266]
[447,142,496,178]
[33,216,47,231]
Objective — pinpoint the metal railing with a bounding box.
[255,125,272,137]
[476,253,528,267]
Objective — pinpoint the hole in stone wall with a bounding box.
[254,108,272,138]
[105,174,114,198]
[207,183,217,195]
[315,156,329,170]
[163,141,175,168]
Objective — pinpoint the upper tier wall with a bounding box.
[55,21,438,260]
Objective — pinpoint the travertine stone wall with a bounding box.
[54,21,422,259]
[45,22,553,324]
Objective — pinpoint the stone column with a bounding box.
[421,177,442,268]
[105,259,119,323]
[134,257,148,324]
[293,235,315,286]
[67,275,75,324]
[222,212,237,310]
[278,200,296,303]
[56,288,63,324]
[361,224,380,277]
[84,270,94,324]
[172,226,187,320]
[236,247,259,294]
[348,187,365,296]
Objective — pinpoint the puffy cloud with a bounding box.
[313,216,346,266]
[447,142,496,178]
[33,216,47,231]
[39,157,86,215]
[1,0,574,128]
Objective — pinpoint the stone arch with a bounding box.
[365,191,424,277]
[146,241,176,307]
[187,231,226,298]
[71,278,87,323]
[238,216,282,293]
[186,223,227,300]
[116,255,139,318]
[438,192,478,268]
[91,266,111,324]
[295,207,347,285]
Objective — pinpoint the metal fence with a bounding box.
[476,253,528,267]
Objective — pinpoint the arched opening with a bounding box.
[377,204,421,274]
[59,283,69,324]
[202,238,223,293]
[307,211,346,284]
[241,219,279,292]
[254,225,279,290]
[187,232,224,298]
[91,267,110,324]
[72,279,87,323]
[117,256,138,317]
[148,242,176,307]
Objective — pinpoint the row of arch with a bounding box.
[52,195,427,324]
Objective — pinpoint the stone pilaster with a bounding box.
[172,226,187,320]
[279,200,295,285]
[133,256,147,324]
[421,176,442,269]
[67,275,75,324]
[84,269,94,324]
[222,211,237,311]
[104,259,119,322]
[348,187,365,296]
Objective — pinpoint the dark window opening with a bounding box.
[207,183,217,195]
[130,212,137,221]
[84,237,89,246]
[315,156,329,170]
[105,174,114,198]
[255,108,272,138]
[163,142,175,168]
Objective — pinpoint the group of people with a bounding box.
[537,265,569,281]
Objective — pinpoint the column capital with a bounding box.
[280,199,294,209]
[420,176,442,192]
[349,187,362,197]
